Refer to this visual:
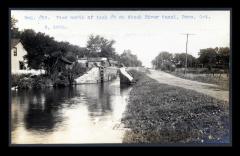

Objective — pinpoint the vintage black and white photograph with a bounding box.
[10,10,230,145]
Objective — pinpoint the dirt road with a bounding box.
[147,69,229,102]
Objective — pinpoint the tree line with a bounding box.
[11,17,142,72]
[11,17,142,87]
[152,47,230,71]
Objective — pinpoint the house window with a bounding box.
[19,61,24,70]
[13,47,17,56]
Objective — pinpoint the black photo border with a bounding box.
[0,0,239,153]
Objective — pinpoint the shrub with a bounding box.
[54,74,69,87]
[12,74,21,87]
[12,74,53,89]
[18,77,33,89]
[54,79,69,87]
[32,76,53,89]
[32,76,43,89]
[12,74,31,87]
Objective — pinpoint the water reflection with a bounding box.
[11,78,131,144]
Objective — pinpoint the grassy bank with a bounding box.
[121,70,229,144]
[12,74,54,89]
[11,67,88,89]
[168,69,229,90]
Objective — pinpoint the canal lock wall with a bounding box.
[75,67,119,84]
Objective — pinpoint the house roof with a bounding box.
[87,57,107,62]
[60,56,73,65]
[78,57,88,60]
[109,60,118,63]
[77,57,117,63]
[11,39,21,49]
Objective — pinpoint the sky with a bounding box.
[11,10,230,67]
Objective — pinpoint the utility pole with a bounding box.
[182,33,195,74]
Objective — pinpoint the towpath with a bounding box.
[147,69,229,102]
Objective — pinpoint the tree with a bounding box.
[64,62,87,85]
[198,48,218,68]
[20,29,60,72]
[20,29,85,78]
[173,53,197,68]
[20,29,96,86]
[86,34,117,58]
[216,47,230,68]
[119,50,142,67]
[151,51,173,69]
[10,17,21,38]
[11,17,18,29]
[75,47,89,58]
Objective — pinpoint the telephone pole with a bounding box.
[182,33,195,74]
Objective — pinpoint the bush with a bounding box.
[12,74,21,87]
[32,76,43,89]
[54,79,69,87]
[12,74,31,87]
[32,76,53,89]
[12,74,53,89]
[54,74,69,87]
[18,77,33,89]
[12,74,32,89]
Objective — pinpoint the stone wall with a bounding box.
[103,67,118,82]
[75,67,118,84]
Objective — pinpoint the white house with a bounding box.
[11,39,28,74]
[11,39,44,75]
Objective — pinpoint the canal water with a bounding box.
[11,78,132,144]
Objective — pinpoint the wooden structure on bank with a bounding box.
[119,67,134,85]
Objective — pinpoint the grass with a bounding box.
[169,68,229,90]
[121,70,230,144]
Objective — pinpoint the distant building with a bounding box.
[11,39,28,74]
[76,56,118,68]
[77,57,88,64]
[87,57,108,68]
[77,57,88,68]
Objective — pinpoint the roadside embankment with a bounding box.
[148,70,229,102]
[169,70,229,91]
[121,70,229,144]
